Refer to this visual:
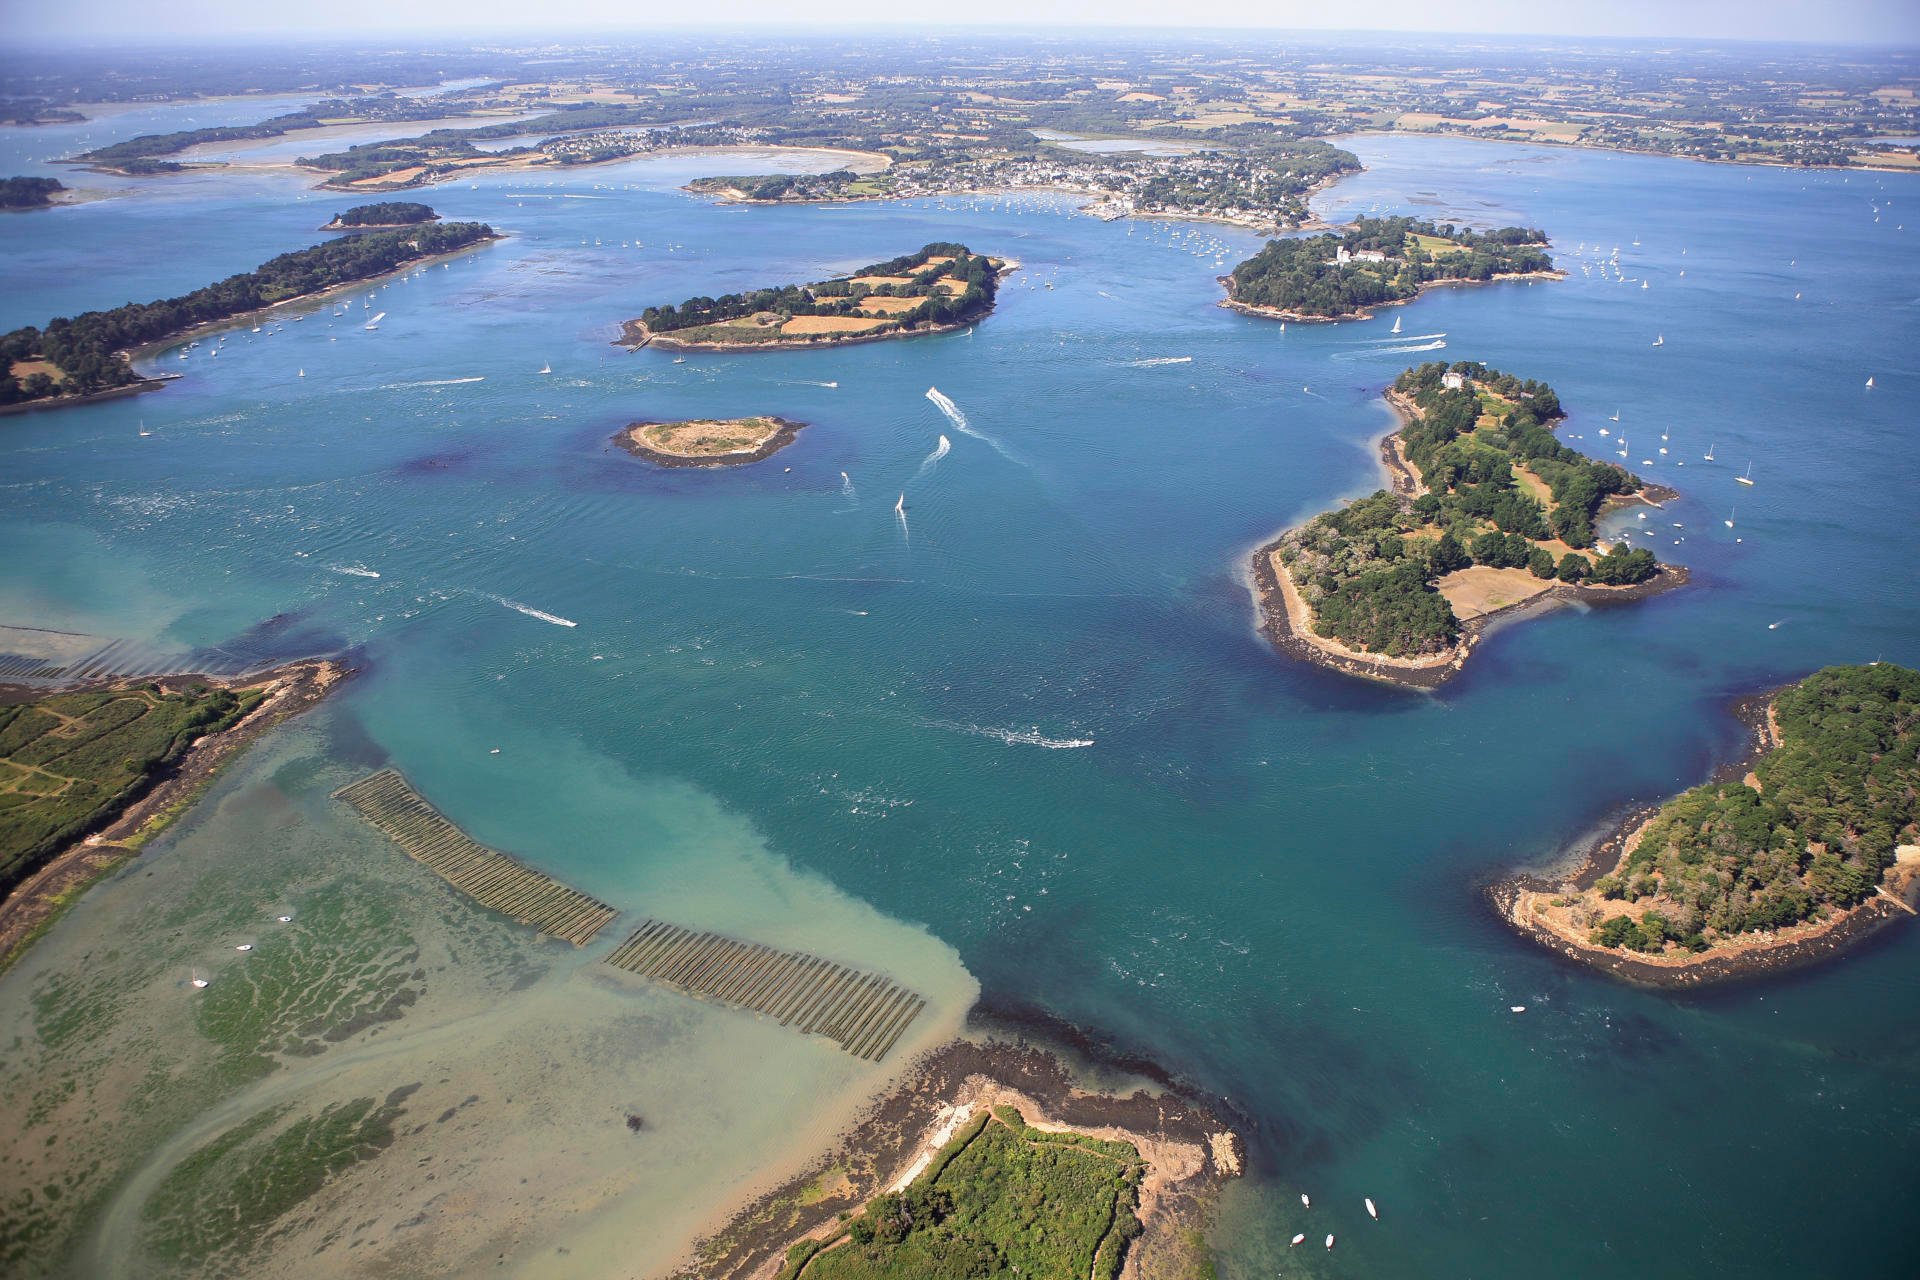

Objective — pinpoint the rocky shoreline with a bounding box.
[1248,389,1690,690]
[1495,687,1920,988]
[677,1006,1243,1280]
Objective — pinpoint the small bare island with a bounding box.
[1224,216,1560,321]
[1251,361,1685,688]
[1503,664,1920,986]
[619,243,1008,351]
[614,415,805,467]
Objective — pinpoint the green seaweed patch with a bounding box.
[193,879,424,1088]
[140,1089,412,1269]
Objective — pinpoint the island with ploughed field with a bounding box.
[619,243,1010,350]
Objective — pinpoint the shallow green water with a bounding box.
[1,116,1917,1278]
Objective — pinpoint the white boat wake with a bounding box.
[914,434,952,480]
[1346,332,1446,344]
[929,720,1093,749]
[840,471,857,502]
[1333,338,1447,360]
[1127,356,1193,367]
[381,376,486,389]
[925,387,1022,465]
[327,564,381,579]
[483,593,577,627]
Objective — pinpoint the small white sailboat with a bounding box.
[1301,1193,1310,1208]
[1736,463,1754,486]
[1366,1198,1378,1220]
[1390,315,1402,334]
[1326,1235,1336,1250]
[539,362,551,375]
[364,311,386,330]
[1704,443,1716,461]
[1725,508,1736,529]
[894,493,905,514]
[297,368,304,378]
[1598,427,1610,437]
[1289,1234,1306,1247]
[277,915,292,923]
[138,420,151,437]
[235,943,253,952]
[1610,410,1620,422]
[1510,1005,1526,1013]
[1652,335,1664,347]
[1865,376,1874,389]
[190,978,209,989]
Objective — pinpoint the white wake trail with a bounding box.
[482,593,577,627]
[1127,356,1193,367]
[914,434,952,480]
[928,720,1094,749]
[925,387,1022,465]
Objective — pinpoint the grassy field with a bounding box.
[784,1105,1144,1280]
[0,682,264,897]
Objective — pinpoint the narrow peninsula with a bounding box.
[1224,216,1560,321]
[614,416,806,467]
[620,243,1008,351]
[1252,361,1685,688]
[0,220,497,411]
[1503,663,1920,986]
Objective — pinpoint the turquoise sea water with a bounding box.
[2,115,1918,1278]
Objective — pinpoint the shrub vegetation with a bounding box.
[1272,362,1659,656]
[1586,664,1920,953]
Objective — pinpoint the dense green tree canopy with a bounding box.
[0,221,495,406]
[1590,664,1920,952]
[1228,217,1554,318]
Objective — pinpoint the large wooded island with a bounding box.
[1224,216,1560,321]
[1504,664,1920,985]
[1252,361,1684,688]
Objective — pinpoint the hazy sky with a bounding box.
[9,0,1920,43]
